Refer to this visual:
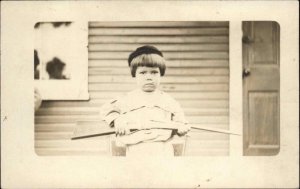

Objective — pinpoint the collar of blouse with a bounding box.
[120,89,175,114]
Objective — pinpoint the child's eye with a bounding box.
[139,71,146,74]
[151,71,159,74]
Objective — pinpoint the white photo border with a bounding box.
[1,1,299,188]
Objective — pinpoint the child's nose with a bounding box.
[145,73,152,80]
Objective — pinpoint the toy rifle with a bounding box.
[71,120,240,140]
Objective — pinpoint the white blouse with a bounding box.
[100,89,188,147]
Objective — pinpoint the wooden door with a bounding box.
[242,21,280,155]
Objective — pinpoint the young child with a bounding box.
[100,45,190,156]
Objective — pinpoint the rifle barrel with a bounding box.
[71,121,241,140]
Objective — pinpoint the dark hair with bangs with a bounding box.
[129,54,166,77]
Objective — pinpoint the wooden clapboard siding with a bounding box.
[40,99,229,109]
[35,107,100,116]
[89,36,228,44]
[89,44,229,52]
[89,60,229,68]
[89,67,229,76]
[35,21,229,156]
[89,28,229,36]
[89,51,229,59]
[36,106,229,117]
[88,75,229,83]
[89,83,229,92]
[89,21,229,28]
[88,91,229,100]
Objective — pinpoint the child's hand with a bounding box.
[114,116,129,136]
[177,124,190,136]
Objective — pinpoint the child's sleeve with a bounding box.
[99,98,122,127]
[164,94,188,124]
[172,102,189,124]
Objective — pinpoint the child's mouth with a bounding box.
[143,84,156,91]
[144,83,154,86]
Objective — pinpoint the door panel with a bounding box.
[243,21,280,155]
[249,92,279,145]
[252,22,278,64]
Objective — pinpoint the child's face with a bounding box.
[135,66,161,92]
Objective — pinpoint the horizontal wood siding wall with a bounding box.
[35,21,229,156]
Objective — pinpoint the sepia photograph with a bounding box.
[34,21,280,157]
[1,1,299,188]
[35,21,232,157]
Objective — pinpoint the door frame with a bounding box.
[229,21,244,156]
